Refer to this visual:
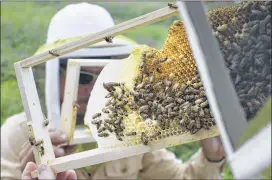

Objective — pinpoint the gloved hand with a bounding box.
[20,128,77,172]
[22,162,77,180]
[200,136,225,162]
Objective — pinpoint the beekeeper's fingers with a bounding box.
[20,141,35,172]
[22,162,38,180]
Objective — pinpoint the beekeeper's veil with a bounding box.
[34,3,137,129]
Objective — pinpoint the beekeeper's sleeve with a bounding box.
[1,112,28,180]
[139,148,225,179]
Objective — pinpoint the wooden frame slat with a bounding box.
[60,61,80,142]
[20,6,178,68]
[14,62,55,164]
[29,125,218,174]
[60,59,114,144]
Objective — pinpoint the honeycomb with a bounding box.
[86,1,271,149]
[86,20,218,149]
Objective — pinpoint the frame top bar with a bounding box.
[19,6,178,68]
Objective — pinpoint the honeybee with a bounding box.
[173,106,179,111]
[187,120,195,130]
[202,124,210,130]
[98,132,109,137]
[114,118,121,125]
[191,75,200,83]
[195,98,205,104]
[136,82,146,90]
[168,3,178,9]
[43,119,50,127]
[172,83,180,92]
[192,82,202,89]
[165,103,175,109]
[103,82,120,91]
[102,108,110,114]
[180,84,188,91]
[116,134,123,141]
[150,132,161,139]
[151,101,158,110]
[156,66,162,73]
[200,101,208,108]
[165,119,170,129]
[157,114,163,121]
[190,128,199,135]
[141,51,147,60]
[104,123,113,133]
[105,36,114,43]
[97,126,106,133]
[153,82,163,89]
[141,132,149,145]
[178,109,184,117]
[120,123,125,130]
[126,131,137,136]
[199,109,205,117]
[146,52,154,58]
[176,98,185,104]
[191,105,199,113]
[105,99,112,107]
[139,61,145,69]
[49,50,60,57]
[91,119,101,125]
[35,139,44,146]
[141,113,149,120]
[92,113,101,119]
[195,118,201,129]
[29,137,35,146]
[108,113,116,119]
[105,93,112,98]
[165,97,174,103]
[186,87,198,94]
[84,124,90,130]
[175,91,183,97]
[180,119,186,126]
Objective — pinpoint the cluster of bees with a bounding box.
[91,82,138,142]
[91,49,215,145]
[29,137,45,156]
[90,1,271,146]
[209,1,271,120]
[130,51,215,136]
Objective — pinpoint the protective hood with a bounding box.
[33,2,138,128]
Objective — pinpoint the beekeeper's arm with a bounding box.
[139,137,226,179]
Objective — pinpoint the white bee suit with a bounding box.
[1,3,225,179]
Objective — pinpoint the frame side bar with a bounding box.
[177,1,248,155]
[14,63,55,163]
[20,7,178,68]
[60,61,80,143]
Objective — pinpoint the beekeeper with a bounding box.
[1,3,226,179]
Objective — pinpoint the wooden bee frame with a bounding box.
[14,6,179,179]
[13,1,271,179]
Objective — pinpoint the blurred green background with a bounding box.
[6,1,270,179]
